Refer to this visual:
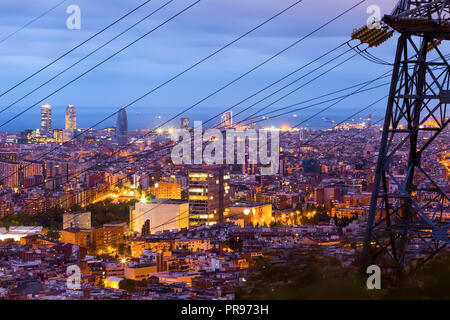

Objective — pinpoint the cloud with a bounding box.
[0,0,401,132]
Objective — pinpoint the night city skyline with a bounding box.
[0,0,448,309]
[0,0,400,133]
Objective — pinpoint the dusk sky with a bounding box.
[0,0,411,130]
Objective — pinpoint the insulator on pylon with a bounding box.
[351,25,369,39]
[368,29,392,47]
[351,24,394,47]
[426,39,442,53]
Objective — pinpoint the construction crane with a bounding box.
[352,0,450,278]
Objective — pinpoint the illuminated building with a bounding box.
[0,152,16,161]
[303,158,320,174]
[61,228,89,248]
[298,129,309,141]
[221,111,232,128]
[152,271,199,287]
[124,263,158,281]
[19,130,33,144]
[62,129,74,142]
[63,211,91,230]
[333,122,366,130]
[188,165,230,227]
[153,181,182,199]
[174,239,212,251]
[40,104,52,138]
[65,104,77,130]
[116,107,128,146]
[331,203,367,219]
[91,223,124,251]
[0,193,12,216]
[44,160,70,190]
[314,188,324,204]
[224,201,272,227]
[314,187,341,205]
[0,161,19,188]
[130,199,189,235]
[19,234,60,246]
[0,160,44,188]
[0,226,43,241]
[180,117,190,129]
[105,263,125,278]
[104,276,123,289]
[53,129,63,145]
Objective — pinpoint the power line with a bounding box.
[292,64,448,157]
[205,42,361,129]
[1,66,389,198]
[307,116,385,160]
[243,58,446,131]
[0,0,154,100]
[233,49,364,125]
[237,82,389,127]
[299,97,387,148]
[1,1,369,229]
[26,73,450,238]
[3,77,388,233]
[0,0,202,129]
[3,73,387,199]
[201,41,351,127]
[2,50,386,196]
[0,0,175,117]
[147,0,367,133]
[228,51,388,128]
[71,0,366,174]
[2,82,387,234]
[347,42,393,66]
[0,0,68,46]
[8,73,391,229]
[233,51,450,129]
[286,70,390,130]
[0,0,311,188]
[234,78,390,127]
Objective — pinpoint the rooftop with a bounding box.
[149,198,188,205]
[63,211,91,215]
[229,201,266,208]
[128,263,157,269]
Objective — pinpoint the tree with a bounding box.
[226,237,243,252]
[96,278,105,289]
[0,198,137,229]
[117,243,125,255]
[45,230,61,240]
[119,279,137,292]
[237,249,450,300]
[236,251,373,299]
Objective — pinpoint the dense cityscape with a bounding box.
[0,0,449,307]
[0,103,448,300]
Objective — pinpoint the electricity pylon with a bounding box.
[356,0,450,276]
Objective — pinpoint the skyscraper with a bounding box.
[180,117,190,129]
[53,129,63,145]
[40,104,52,138]
[116,107,128,145]
[188,165,230,227]
[65,105,77,130]
[130,199,189,235]
[221,111,232,128]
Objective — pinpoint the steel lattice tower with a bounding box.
[362,0,450,275]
